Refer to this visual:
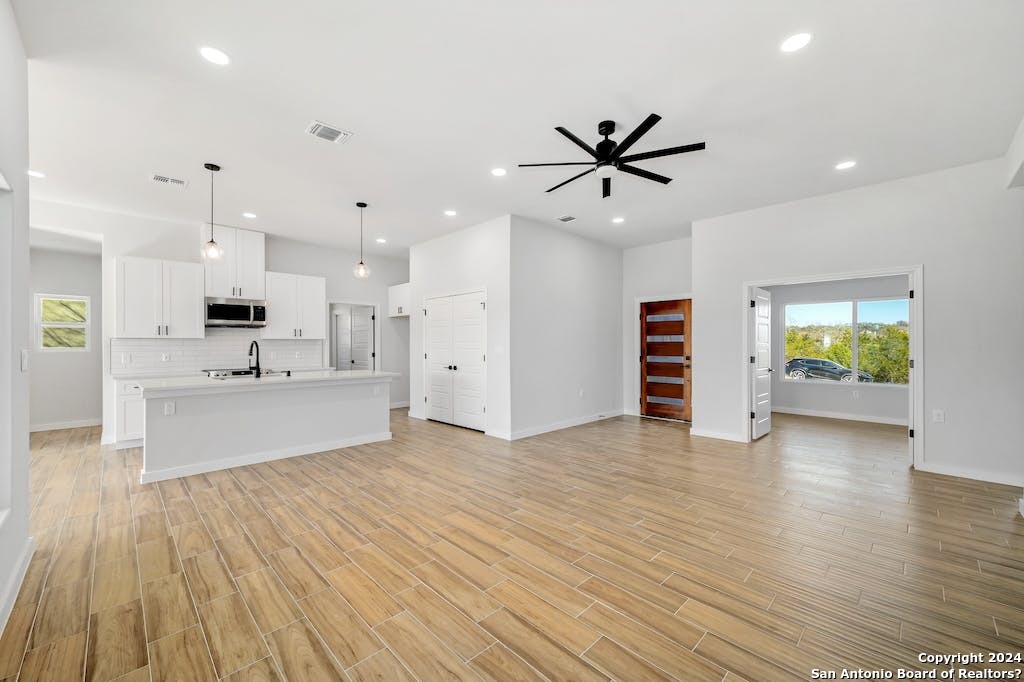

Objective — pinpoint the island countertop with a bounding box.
[137,370,399,399]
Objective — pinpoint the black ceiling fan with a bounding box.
[519,114,705,198]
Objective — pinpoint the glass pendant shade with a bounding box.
[353,261,370,279]
[204,239,224,259]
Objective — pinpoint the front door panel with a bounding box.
[640,299,691,421]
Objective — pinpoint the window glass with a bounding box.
[856,299,910,384]
[784,302,853,380]
[37,295,89,351]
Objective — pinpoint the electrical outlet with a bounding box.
[163,401,176,416]
[161,353,170,362]
[852,390,860,400]
[295,352,302,359]
[20,349,29,373]
[932,409,946,423]
[578,388,585,398]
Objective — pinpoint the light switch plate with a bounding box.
[20,349,29,373]
[163,401,176,416]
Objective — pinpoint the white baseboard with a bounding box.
[0,533,34,635]
[772,406,907,426]
[485,430,512,441]
[114,438,143,451]
[688,428,749,443]
[510,410,624,441]
[140,432,392,483]
[623,407,640,417]
[29,418,102,432]
[913,461,1023,488]
[389,401,410,409]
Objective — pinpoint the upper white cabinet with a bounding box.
[201,224,266,300]
[117,257,204,338]
[262,271,327,339]
[388,283,411,317]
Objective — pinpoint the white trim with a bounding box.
[914,461,1023,489]
[510,410,623,441]
[771,406,907,426]
[325,299,380,372]
[0,534,34,635]
[421,288,487,432]
[485,430,512,441]
[631,292,693,419]
[389,400,410,409]
[114,437,143,450]
[688,428,747,442]
[741,265,924,469]
[29,418,101,432]
[140,431,392,483]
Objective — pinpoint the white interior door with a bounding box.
[750,287,772,439]
[335,309,352,368]
[425,296,454,424]
[452,292,486,431]
[351,306,372,370]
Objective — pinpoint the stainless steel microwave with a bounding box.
[205,298,267,328]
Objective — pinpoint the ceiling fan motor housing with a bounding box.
[598,120,616,137]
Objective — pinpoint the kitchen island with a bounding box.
[136,370,398,483]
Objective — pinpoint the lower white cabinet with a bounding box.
[388,283,411,317]
[117,257,204,338]
[262,272,327,339]
[116,380,144,442]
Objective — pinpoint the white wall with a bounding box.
[29,248,103,430]
[692,159,1024,486]
[621,237,692,415]
[266,236,410,407]
[509,216,622,438]
[767,276,909,425]
[0,0,33,632]
[408,216,512,437]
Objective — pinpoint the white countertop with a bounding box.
[137,370,398,398]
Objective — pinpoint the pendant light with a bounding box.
[353,201,371,279]
[202,162,224,260]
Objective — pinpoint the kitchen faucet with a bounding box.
[248,340,261,378]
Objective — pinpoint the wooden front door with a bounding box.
[640,299,692,421]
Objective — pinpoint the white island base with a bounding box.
[137,371,398,483]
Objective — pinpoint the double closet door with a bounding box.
[425,291,486,431]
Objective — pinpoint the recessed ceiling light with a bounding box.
[27,169,45,178]
[242,212,257,219]
[375,238,387,244]
[444,210,457,217]
[491,168,507,177]
[612,217,625,224]
[199,46,231,65]
[780,33,812,53]
[834,160,857,170]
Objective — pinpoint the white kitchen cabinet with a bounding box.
[262,271,327,339]
[388,282,411,317]
[116,380,144,442]
[117,257,204,338]
[201,224,266,300]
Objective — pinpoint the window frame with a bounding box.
[782,295,909,387]
[35,292,91,352]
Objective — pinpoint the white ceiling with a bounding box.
[14,1,1024,250]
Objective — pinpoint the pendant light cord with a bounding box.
[209,169,215,241]
[359,205,364,262]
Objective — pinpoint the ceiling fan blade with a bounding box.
[610,113,662,160]
[619,164,672,184]
[602,177,611,198]
[555,127,599,158]
[518,162,595,167]
[546,167,595,193]
[620,141,706,163]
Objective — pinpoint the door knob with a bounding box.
[447,365,452,370]
[453,365,458,371]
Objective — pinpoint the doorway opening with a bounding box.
[743,268,923,469]
[330,303,375,371]
[640,298,692,421]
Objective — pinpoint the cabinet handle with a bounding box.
[293,329,296,337]
[164,325,169,335]
[299,328,303,337]
[238,287,241,297]
[233,286,237,296]
[156,324,161,336]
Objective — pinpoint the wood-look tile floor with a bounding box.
[2,412,1022,681]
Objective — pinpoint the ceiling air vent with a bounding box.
[306,121,353,144]
[557,215,576,223]
[151,173,188,189]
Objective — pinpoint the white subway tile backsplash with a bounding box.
[110,328,324,377]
